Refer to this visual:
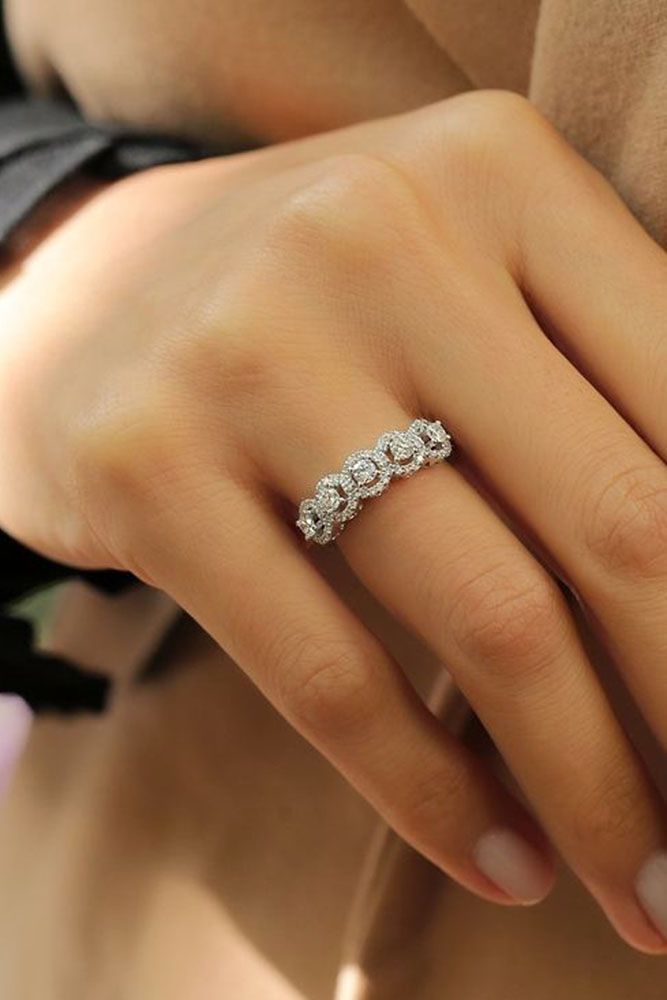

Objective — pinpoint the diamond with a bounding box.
[318,485,341,514]
[296,419,454,544]
[343,449,391,499]
[391,438,413,460]
[315,473,360,524]
[410,418,453,465]
[296,499,334,544]
[378,429,425,477]
[349,457,376,485]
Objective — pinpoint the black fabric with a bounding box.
[0,97,96,156]
[0,121,110,241]
[0,507,135,717]
[0,616,110,713]
[0,532,132,714]
[0,6,223,713]
[0,0,20,95]
[0,97,211,243]
[0,530,131,606]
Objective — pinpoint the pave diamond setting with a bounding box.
[410,418,452,465]
[296,498,335,545]
[296,418,454,544]
[315,472,360,524]
[377,429,426,477]
[343,449,392,499]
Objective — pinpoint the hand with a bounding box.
[1,90,666,952]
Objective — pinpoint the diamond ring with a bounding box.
[296,418,453,545]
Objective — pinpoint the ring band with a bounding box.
[296,418,453,545]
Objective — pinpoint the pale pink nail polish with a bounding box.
[635,851,667,941]
[0,695,32,799]
[473,826,553,904]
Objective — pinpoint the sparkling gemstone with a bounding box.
[298,420,452,545]
[378,430,425,477]
[390,436,414,461]
[315,473,359,523]
[350,457,377,485]
[318,486,342,514]
[343,449,391,499]
[302,509,322,534]
[297,499,332,543]
[410,419,453,464]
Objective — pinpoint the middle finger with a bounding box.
[413,260,667,752]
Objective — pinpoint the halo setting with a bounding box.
[296,419,453,545]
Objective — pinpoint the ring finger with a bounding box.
[124,469,555,909]
[261,382,667,953]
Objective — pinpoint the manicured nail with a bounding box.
[473,826,553,904]
[635,851,667,940]
[0,695,32,799]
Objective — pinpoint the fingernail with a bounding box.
[0,695,32,799]
[635,850,667,940]
[473,826,553,904]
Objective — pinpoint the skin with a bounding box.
[5,0,469,143]
[0,90,666,954]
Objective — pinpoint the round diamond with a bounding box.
[349,457,376,485]
[315,473,360,524]
[391,437,414,461]
[296,499,334,545]
[318,485,341,515]
[378,429,425,477]
[410,418,453,465]
[297,418,453,545]
[343,449,391,498]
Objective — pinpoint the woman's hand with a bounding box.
[1,90,666,952]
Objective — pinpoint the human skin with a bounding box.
[0,90,666,952]
[2,610,658,999]
[5,0,469,143]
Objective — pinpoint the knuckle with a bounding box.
[571,762,650,855]
[264,152,416,270]
[401,764,469,839]
[70,398,202,574]
[214,329,284,406]
[446,559,564,680]
[583,463,667,579]
[166,300,312,429]
[424,90,548,177]
[406,90,570,255]
[278,636,378,738]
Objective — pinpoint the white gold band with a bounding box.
[296,418,453,545]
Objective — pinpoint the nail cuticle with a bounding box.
[634,850,667,943]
